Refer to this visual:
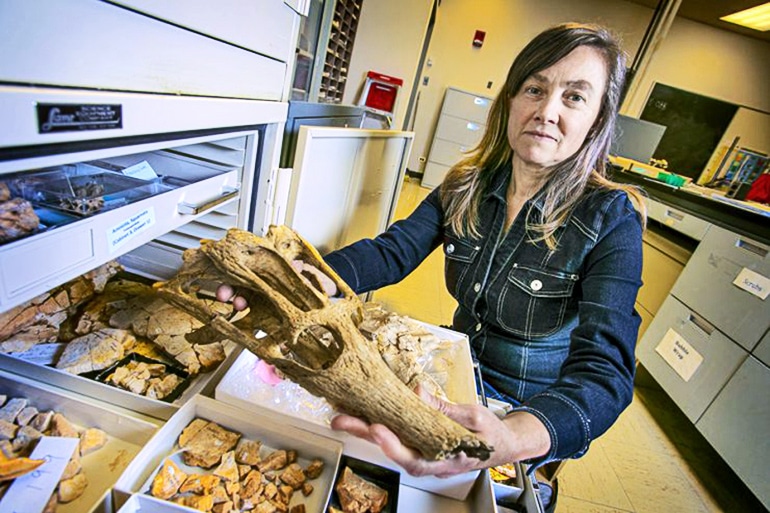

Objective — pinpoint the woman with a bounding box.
[322,22,646,479]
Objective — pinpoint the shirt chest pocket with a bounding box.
[444,236,480,297]
[497,264,579,338]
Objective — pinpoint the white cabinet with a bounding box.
[0,0,301,101]
[421,88,493,189]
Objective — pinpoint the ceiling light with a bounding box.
[720,2,770,31]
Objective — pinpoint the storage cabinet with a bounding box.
[421,87,493,188]
[637,217,770,508]
[696,355,770,507]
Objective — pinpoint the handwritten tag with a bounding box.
[0,436,79,513]
[122,160,159,181]
[108,207,156,253]
[655,328,704,382]
[733,267,770,300]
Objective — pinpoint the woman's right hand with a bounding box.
[215,260,337,311]
[216,284,249,311]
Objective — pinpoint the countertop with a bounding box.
[610,167,770,246]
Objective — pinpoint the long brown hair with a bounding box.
[440,23,646,248]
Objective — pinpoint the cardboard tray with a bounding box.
[113,395,344,513]
[0,369,159,513]
[215,321,481,500]
[0,344,243,420]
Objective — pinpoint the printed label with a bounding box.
[37,103,122,133]
[109,208,156,253]
[655,328,704,382]
[0,436,79,513]
[122,160,159,181]
[732,267,770,300]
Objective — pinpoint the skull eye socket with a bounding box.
[289,324,343,370]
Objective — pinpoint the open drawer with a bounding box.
[0,149,240,311]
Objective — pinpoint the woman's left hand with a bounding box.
[330,385,550,477]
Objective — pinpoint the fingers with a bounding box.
[215,284,248,311]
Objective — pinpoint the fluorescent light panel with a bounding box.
[720,2,770,31]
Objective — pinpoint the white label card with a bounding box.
[108,207,156,252]
[0,436,79,513]
[732,267,770,300]
[122,160,159,181]
[655,328,704,382]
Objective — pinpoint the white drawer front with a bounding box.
[435,115,486,147]
[637,296,748,422]
[646,198,711,241]
[110,0,299,64]
[0,0,286,100]
[442,88,493,124]
[428,138,470,167]
[0,170,238,310]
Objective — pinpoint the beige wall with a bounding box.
[341,0,434,129]
[405,0,653,172]
[347,0,770,175]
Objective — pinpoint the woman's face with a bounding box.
[507,45,608,173]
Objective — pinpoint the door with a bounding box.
[279,126,414,255]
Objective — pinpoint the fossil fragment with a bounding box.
[156,226,492,461]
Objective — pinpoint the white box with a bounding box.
[0,369,158,513]
[215,321,481,500]
[113,395,343,513]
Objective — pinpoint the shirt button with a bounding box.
[530,279,543,291]
[474,282,481,292]
[446,243,455,254]
[475,323,482,332]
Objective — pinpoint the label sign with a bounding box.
[37,103,122,133]
[109,207,156,252]
[0,436,79,513]
[655,328,704,382]
[732,267,770,300]
[122,160,159,181]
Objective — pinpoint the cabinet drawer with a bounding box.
[428,138,470,167]
[421,161,451,189]
[110,0,299,64]
[0,0,285,100]
[435,115,486,147]
[671,224,770,351]
[696,356,770,508]
[646,198,711,241]
[637,296,747,422]
[0,161,239,310]
[442,88,493,124]
[753,331,770,367]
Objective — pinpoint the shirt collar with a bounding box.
[487,160,546,213]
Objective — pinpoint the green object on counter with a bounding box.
[657,171,686,187]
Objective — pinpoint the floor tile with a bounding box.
[559,441,633,511]
[558,495,634,513]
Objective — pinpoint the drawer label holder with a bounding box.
[655,328,704,382]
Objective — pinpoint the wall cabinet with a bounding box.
[421,87,493,188]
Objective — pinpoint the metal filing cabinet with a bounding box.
[696,354,770,507]
[421,87,493,188]
[670,224,770,351]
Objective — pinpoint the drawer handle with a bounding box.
[688,312,714,336]
[466,122,481,131]
[736,238,768,258]
[473,98,489,106]
[178,187,239,215]
[665,209,684,222]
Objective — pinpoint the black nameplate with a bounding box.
[37,103,122,134]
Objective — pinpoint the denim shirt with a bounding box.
[325,164,643,462]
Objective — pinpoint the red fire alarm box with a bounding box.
[473,30,486,47]
[358,71,403,114]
